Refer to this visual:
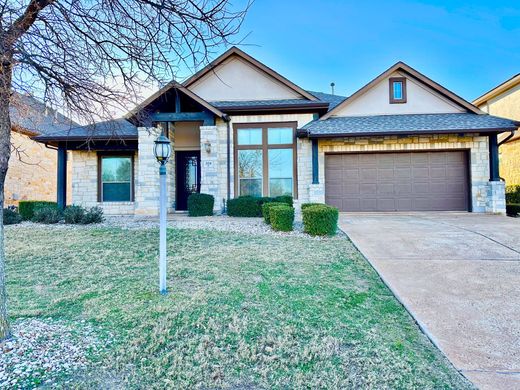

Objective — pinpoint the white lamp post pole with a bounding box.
[154,134,172,295]
[159,163,167,294]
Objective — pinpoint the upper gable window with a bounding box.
[389,77,407,104]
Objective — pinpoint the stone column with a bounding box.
[199,125,221,212]
[486,181,506,214]
[135,127,162,216]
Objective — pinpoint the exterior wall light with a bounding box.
[204,140,211,154]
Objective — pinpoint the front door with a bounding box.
[175,151,201,210]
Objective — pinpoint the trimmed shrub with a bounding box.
[64,205,86,224]
[506,203,520,217]
[227,196,262,217]
[188,193,214,217]
[19,201,58,220]
[301,202,325,211]
[273,195,293,207]
[302,204,339,236]
[32,206,62,224]
[506,186,520,204]
[82,207,104,224]
[262,202,284,224]
[269,205,294,232]
[3,208,22,225]
[226,196,292,217]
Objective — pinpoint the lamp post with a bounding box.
[153,134,172,294]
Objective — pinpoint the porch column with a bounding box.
[312,139,319,184]
[200,125,221,212]
[57,145,67,209]
[489,133,500,181]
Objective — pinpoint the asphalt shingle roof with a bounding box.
[34,118,137,141]
[302,113,519,137]
[210,91,346,112]
[10,93,77,135]
[306,91,347,111]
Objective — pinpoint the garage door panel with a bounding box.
[325,151,468,212]
[360,183,377,194]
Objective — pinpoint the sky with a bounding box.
[214,0,520,101]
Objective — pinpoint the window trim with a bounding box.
[233,122,298,199]
[97,152,135,202]
[389,77,407,104]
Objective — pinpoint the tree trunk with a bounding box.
[0,56,13,340]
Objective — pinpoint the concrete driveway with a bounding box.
[339,213,520,390]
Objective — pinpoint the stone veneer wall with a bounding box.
[71,150,137,215]
[298,133,505,214]
[135,127,175,216]
[5,130,71,206]
[499,140,520,186]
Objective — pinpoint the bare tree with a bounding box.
[0,0,251,340]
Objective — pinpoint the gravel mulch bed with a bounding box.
[0,319,110,389]
[9,215,342,239]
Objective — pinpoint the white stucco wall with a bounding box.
[332,71,465,117]
[189,56,304,102]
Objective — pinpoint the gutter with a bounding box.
[498,130,516,147]
[299,127,518,139]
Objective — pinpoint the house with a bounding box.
[34,47,519,215]
[473,74,520,185]
[5,93,75,206]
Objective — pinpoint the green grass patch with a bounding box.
[5,225,471,389]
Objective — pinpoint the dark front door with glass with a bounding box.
[175,151,201,210]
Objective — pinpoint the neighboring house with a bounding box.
[34,47,518,215]
[473,74,520,185]
[5,93,75,206]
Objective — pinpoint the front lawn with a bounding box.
[4,224,471,388]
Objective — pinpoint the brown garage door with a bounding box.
[325,151,469,212]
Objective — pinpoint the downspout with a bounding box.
[498,130,516,182]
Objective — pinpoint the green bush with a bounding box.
[262,202,284,224]
[3,208,22,225]
[273,195,293,207]
[302,204,339,236]
[82,207,104,224]
[63,205,104,224]
[18,201,58,220]
[506,186,520,204]
[188,193,214,217]
[64,205,86,224]
[269,205,294,232]
[301,202,325,211]
[226,196,292,217]
[32,206,62,224]
[227,196,262,217]
[506,203,520,217]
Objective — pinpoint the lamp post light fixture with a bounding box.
[153,134,172,294]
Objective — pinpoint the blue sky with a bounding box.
[227,0,520,101]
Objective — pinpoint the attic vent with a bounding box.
[330,82,335,95]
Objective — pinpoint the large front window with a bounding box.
[99,155,133,202]
[235,123,296,198]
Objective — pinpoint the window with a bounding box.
[238,149,263,197]
[99,155,133,202]
[234,123,297,198]
[389,77,407,104]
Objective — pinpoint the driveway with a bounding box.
[339,213,520,390]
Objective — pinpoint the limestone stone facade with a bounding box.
[69,125,505,215]
[5,130,71,207]
[297,133,505,213]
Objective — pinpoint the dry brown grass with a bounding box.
[5,225,472,389]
